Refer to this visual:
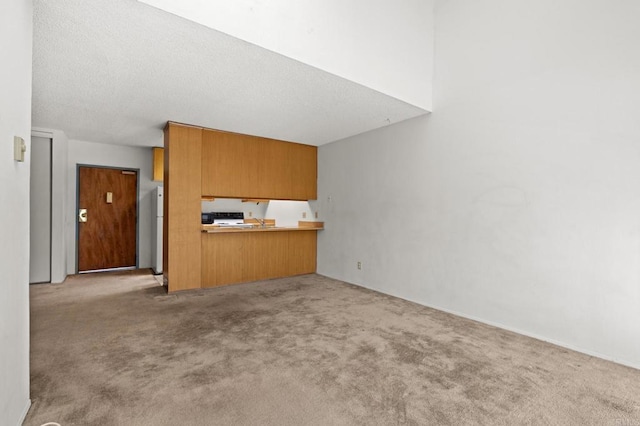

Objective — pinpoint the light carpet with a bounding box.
[25,271,640,425]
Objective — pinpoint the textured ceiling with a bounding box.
[32,0,426,147]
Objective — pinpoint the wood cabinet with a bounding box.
[256,137,289,199]
[243,232,290,282]
[201,233,244,286]
[201,130,258,198]
[288,231,318,275]
[201,230,317,288]
[164,121,319,292]
[163,123,202,292]
[201,129,317,200]
[152,147,164,181]
[289,143,317,200]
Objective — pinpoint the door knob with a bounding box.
[79,208,88,223]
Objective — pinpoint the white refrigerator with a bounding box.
[151,186,163,275]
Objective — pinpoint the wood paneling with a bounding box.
[289,143,317,200]
[288,231,317,275]
[78,167,137,271]
[202,129,259,197]
[297,221,324,229]
[201,128,317,200]
[202,233,244,287]
[167,122,318,292]
[256,137,289,199]
[164,123,202,292]
[244,232,289,281]
[152,147,164,182]
[201,230,318,287]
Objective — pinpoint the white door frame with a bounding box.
[31,129,67,283]
[29,135,52,283]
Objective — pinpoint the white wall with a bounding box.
[66,140,157,273]
[318,0,640,369]
[139,0,434,110]
[0,0,33,423]
[265,201,315,228]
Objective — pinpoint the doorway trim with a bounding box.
[75,164,140,273]
[32,128,68,283]
[29,135,53,284]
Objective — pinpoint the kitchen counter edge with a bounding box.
[201,225,323,234]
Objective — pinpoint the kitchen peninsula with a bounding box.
[201,220,322,288]
[163,122,321,293]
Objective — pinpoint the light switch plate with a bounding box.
[106,192,113,203]
[14,136,26,162]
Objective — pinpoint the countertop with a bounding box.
[202,221,323,234]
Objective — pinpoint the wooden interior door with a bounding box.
[78,166,138,272]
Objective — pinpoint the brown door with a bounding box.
[77,166,138,272]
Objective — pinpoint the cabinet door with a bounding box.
[202,130,259,197]
[256,137,289,199]
[259,141,317,201]
[243,232,289,281]
[288,231,317,275]
[289,143,317,200]
[202,234,245,287]
[202,129,317,200]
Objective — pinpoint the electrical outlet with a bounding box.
[315,211,318,219]
[302,212,307,219]
[357,261,362,270]
[248,211,253,217]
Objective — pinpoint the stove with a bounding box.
[202,212,254,228]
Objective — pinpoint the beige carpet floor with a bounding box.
[25,271,640,425]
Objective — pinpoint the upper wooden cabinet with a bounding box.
[289,143,317,200]
[164,122,320,293]
[201,129,317,200]
[201,130,258,197]
[152,147,164,182]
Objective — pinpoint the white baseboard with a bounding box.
[17,399,31,426]
[319,273,640,371]
[414,298,640,371]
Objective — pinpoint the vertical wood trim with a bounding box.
[152,147,164,182]
[162,133,169,280]
[164,123,202,292]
